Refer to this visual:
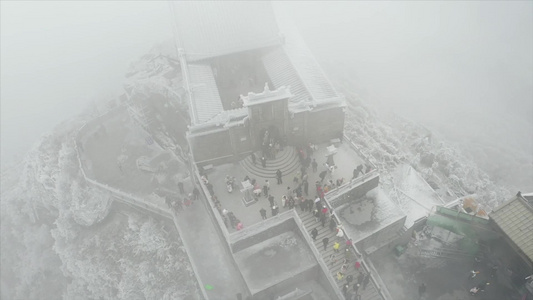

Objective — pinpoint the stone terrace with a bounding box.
[205,141,367,231]
[201,141,387,299]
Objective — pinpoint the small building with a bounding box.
[490,192,533,271]
[171,1,346,167]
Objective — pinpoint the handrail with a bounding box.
[321,177,392,299]
[343,133,378,170]
[288,209,345,300]
[321,195,393,300]
[324,170,378,200]
[74,104,205,299]
[74,106,171,218]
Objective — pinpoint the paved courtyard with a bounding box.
[234,231,316,294]
[205,141,367,232]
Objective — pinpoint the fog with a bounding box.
[1,2,532,299]
[281,1,533,191]
[2,1,532,188]
[1,1,172,166]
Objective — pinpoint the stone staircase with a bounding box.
[240,147,301,179]
[295,208,383,300]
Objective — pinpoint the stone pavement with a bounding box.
[295,207,382,300]
[206,142,367,232]
[173,195,249,300]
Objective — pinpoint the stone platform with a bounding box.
[239,147,300,179]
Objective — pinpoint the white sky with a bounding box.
[1,1,532,178]
[1,1,172,165]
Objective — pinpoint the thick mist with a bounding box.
[280,1,533,191]
[2,1,532,189]
[1,1,172,166]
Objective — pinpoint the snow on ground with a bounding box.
[337,187,405,243]
[388,164,445,228]
[0,112,201,299]
[234,230,316,293]
[80,107,191,210]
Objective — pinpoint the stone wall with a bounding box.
[288,111,307,145]
[188,129,233,163]
[306,106,344,143]
[329,174,380,208]
[229,211,343,300]
[356,216,406,253]
[251,265,318,300]
[230,217,295,253]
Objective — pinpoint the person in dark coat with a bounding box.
[251,153,256,165]
[206,182,214,196]
[319,170,327,182]
[312,158,318,172]
[299,198,306,211]
[322,237,329,251]
[330,217,337,232]
[260,208,267,220]
[263,184,269,197]
[192,187,199,201]
[303,179,309,196]
[178,181,185,194]
[362,274,370,290]
[307,199,314,212]
[271,205,279,216]
[357,273,365,285]
[311,228,318,241]
[320,213,326,227]
[342,284,348,298]
[276,169,282,184]
[268,195,275,207]
[353,283,360,294]
[418,283,426,298]
[346,274,354,284]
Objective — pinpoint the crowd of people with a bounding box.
[173,140,377,299]
[160,182,200,215]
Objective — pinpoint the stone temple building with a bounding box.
[169,2,392,300]
[172,1,346,167]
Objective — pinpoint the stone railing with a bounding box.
[321,188,393,300]
[74,107,171,218]
[290,210,346,300]
[325,169,378,198]
[74,106,206,299]
[343,133,378,171]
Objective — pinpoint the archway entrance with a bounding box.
[258,125,280,159]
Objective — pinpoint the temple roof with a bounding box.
[241,83,292,107]
[186,63,224,124]
[176,1,345,126]
[262,47,310,104]
[279,22,339,102]
[171,2,281,61]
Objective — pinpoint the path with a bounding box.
[295,208,382,300]
[173,197,248,300]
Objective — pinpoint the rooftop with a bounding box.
[389,164,446,227]
[171,2,281,61]
[490,194,533,264]
[175,1,344,127]
[336,188,406,245]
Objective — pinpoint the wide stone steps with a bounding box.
[296,209,382,300]
[240,147,301,179]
